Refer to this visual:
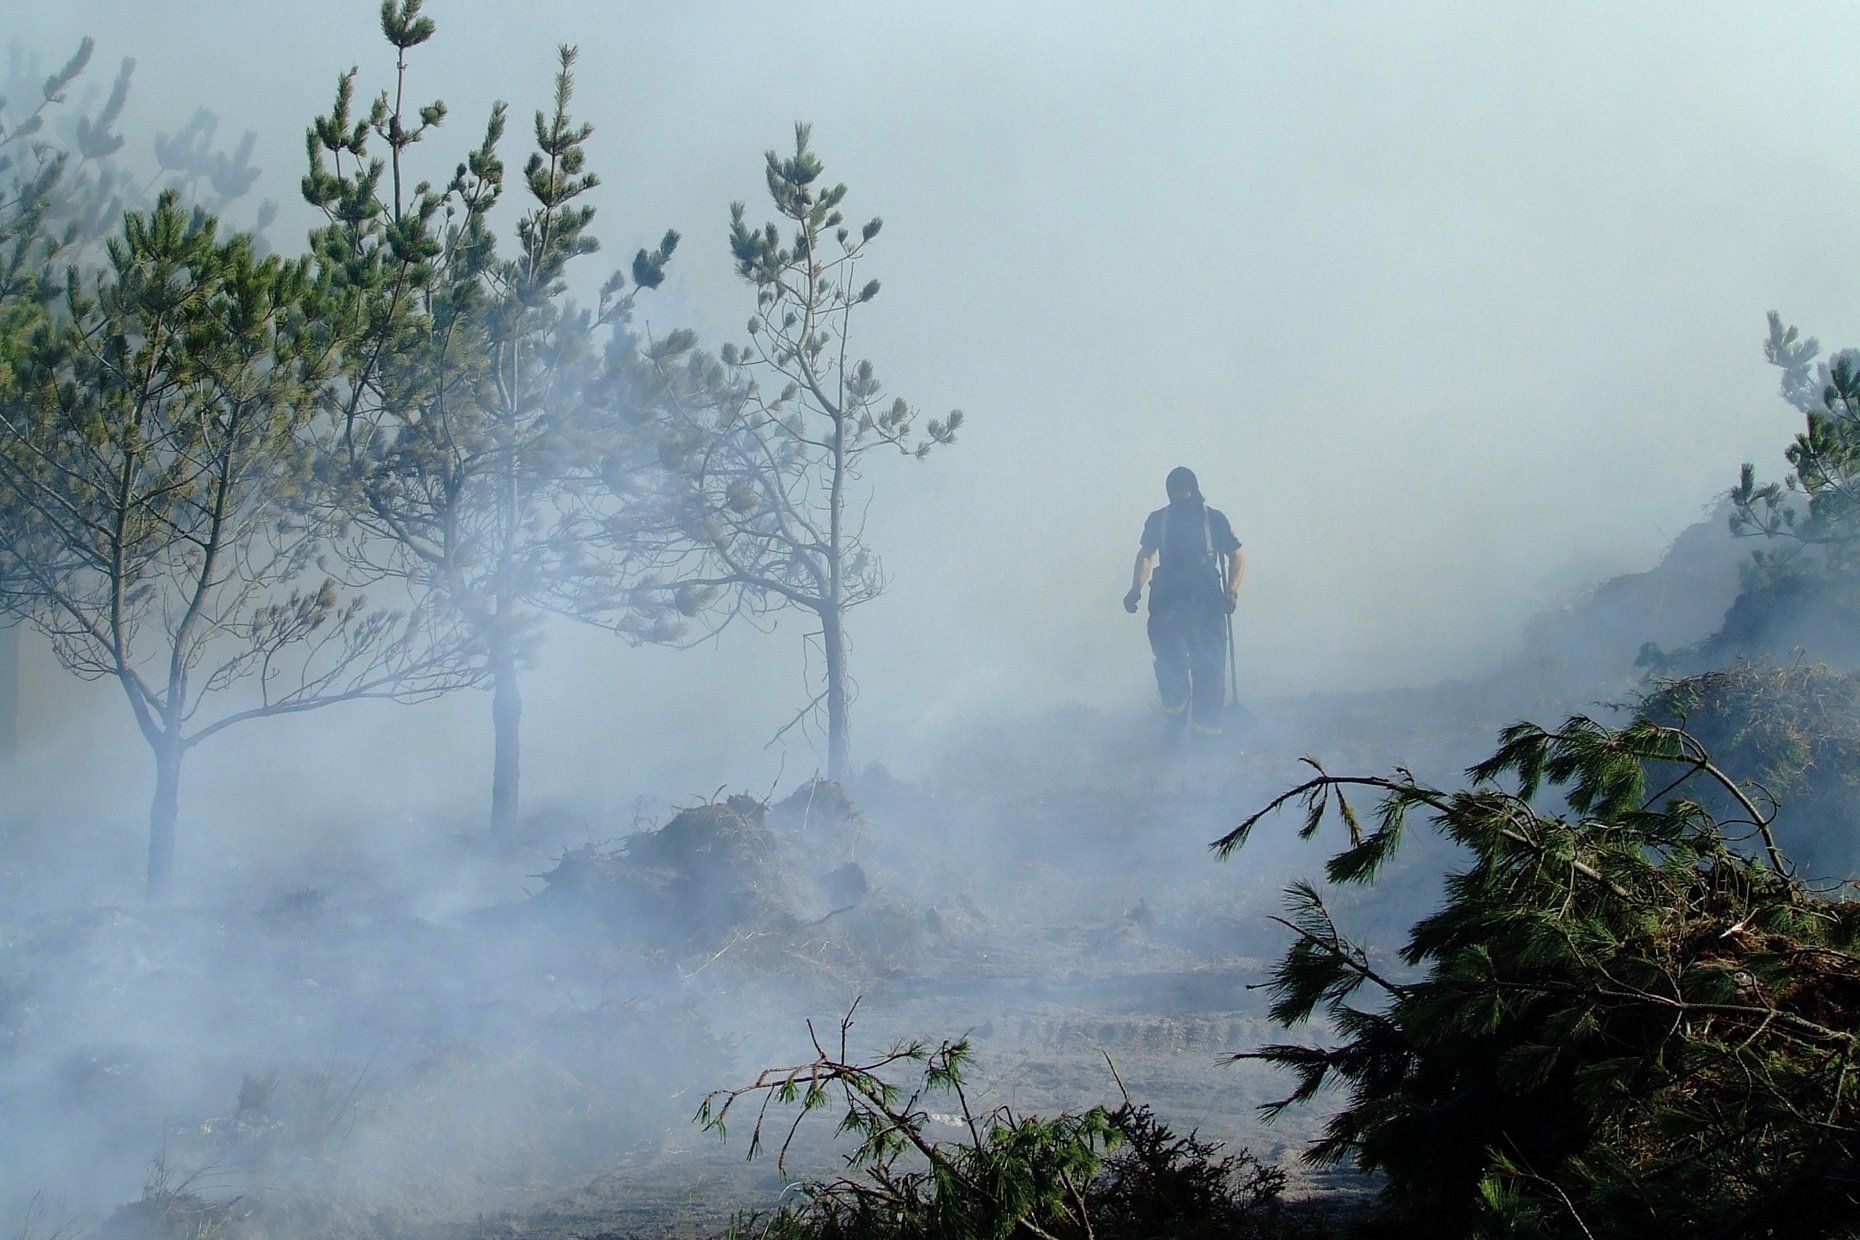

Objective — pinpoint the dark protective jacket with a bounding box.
[1140,501,1241,608]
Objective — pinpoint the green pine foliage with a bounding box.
[0,37,134,269]
[1089,1103,1303,1240]
[1650,313,1860,670]
[628,124,964,779]
[1732,314,1860,554]
[701,1007,1310,1239]
[1220,716,1860,1237]
[0,192,470,894]
[1642,661,1860,879]
[2,36,277,255]
[301,2,687,834]
[0,36,369,894]
[701,1024,1111,1238]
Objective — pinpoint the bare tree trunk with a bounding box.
[0,622,17,764]
[146,737,183,900]
[825,390,849,783]
[489,632,521,842]
[822,607,849,782]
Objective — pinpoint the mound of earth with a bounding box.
[770,777,864,840]
[534,795,802,945]
[530,790,911,969]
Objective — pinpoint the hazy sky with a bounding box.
[7,2,1858,813]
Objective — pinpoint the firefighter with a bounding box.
[1123,467,1245,737]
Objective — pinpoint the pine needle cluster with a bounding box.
[1220,716,1860,1237]
[701,1005,1308,1239]
[1650,313,1860,670]
[1642,662,1860,877]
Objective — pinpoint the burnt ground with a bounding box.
[0,516,1726,1238]
[0,697,1516,1239]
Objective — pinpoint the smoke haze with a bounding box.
[3,2,1857,1233]
[8,2,1855,792]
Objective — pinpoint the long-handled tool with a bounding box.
[1226,607,1238,711]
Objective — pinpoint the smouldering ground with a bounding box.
[0,704,1474,1237]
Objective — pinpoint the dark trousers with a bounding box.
[1147,600,1227,732]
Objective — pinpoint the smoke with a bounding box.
[13,2,1857,709]
[5,4,1860,1234]
[0,498,1815,1233]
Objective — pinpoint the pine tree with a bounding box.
[1729,314,1860,559]
[0,38,284,774]
[1687,312,1860,665]
[0,194,472,896]
[302,2,683,840]
[635,125,962,780]
[1,37,277,252]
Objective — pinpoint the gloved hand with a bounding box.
[1223,591,1238,615]
[1123,587,1142,614]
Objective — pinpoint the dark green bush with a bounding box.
[1221,715,1860,1237]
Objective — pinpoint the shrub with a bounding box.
[703,1004,1316,1239]
[1220,715,1860,1236]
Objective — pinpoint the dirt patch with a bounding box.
[524,789,931,990]
[771,777,862,833]
[534,795,805,947]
